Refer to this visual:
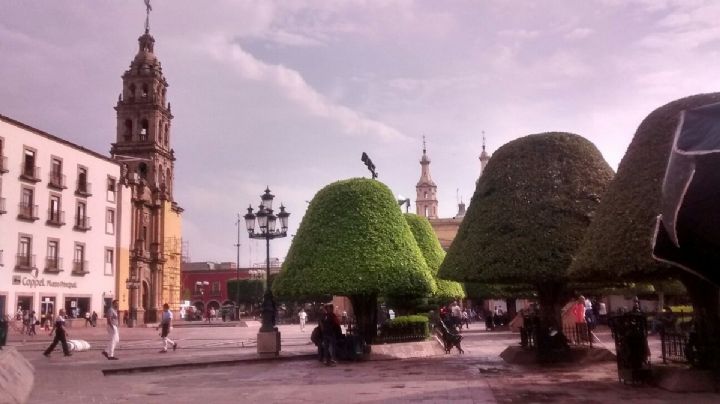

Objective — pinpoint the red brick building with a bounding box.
[180,261,279,313]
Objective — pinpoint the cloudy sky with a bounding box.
[2,0,719,265]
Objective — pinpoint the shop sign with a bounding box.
[11,271,77,289]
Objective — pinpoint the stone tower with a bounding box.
[110,11,182,326]
[479,132,491,178]
[416,137,438,219]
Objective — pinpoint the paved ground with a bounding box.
[6,321,719,403]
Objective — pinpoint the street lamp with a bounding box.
[244,187,290,333]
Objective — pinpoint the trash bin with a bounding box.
[608,313,651,384]
[0,317,8,349]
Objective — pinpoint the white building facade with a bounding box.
[0,115,131,320]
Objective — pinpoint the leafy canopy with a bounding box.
[570,93,720,281]
[404,213,464,299]
[273,178,435,298]
[439,132,614,286]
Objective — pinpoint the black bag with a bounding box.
[310,326,322,346]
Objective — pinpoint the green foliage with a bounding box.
[379,315,430,341]
[273,178,435,298]
[403,213,464,299]
[439,132,614,285]
[226,279,265,304]
[463,282,536,299]
[570,93,720,281]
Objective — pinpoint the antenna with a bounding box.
[482,130,486,152]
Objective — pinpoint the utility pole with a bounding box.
[235,213,242,320]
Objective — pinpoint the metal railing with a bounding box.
[76,180,92,196]
[15,254,36,270]
[20,164,40,181]
[46,209,65,225]
[45,257,63,272]
[72,260,88,274]
[74,216,91,230]
[48,172,66,189]
[0,197,6,214]
[661,330,688,364]
[0,155,7,173]
[18,203,39,220]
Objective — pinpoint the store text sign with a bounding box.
[12,275,77,289]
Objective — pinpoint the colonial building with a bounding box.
[110,22,183,325]
[416,136,491,250]
[0,115,132,319]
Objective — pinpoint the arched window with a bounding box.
[124,119,133,141]
[138,163,148,179]
[164,123,169,146]
[140,119,149,141]
[166,168,172,194]
[129,84,136,99]
[141,84,149,98]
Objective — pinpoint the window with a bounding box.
[124,120,133,141]
[19,187,37,220]
[76,166,91,195]
[46,240,60,271]
[140,119,149,141]
[48,194,63,225]
[49,157,64,188]
[73,243,86,273]
[105,208,115,234]
[16,235,33,269]
[0,137,8,173]
[106,177,116,202]
[22,148,36,179]
[211,281,221,295]
[74,201,90,230]
[104,248,114,276]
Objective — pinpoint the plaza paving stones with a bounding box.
[6,321,720,403]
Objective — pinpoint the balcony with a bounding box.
[72,260,89,275]
[17,203,39,221]
[0,197,6,214]
[19,164,41,183]
[48,172,67,189]
[45,257,63,273]
[75,180,92,197]
[15,254,36,272]
[73,216,92,231]
[46,209,65,226]
[0,156,7,173]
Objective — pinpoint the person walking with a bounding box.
[43,309,71,357]
[298,309,307,332]
[84,311,92,327]
[102,300,120,360]
[91,311,98,327]
[28,311,37,336]
[156,303,177,353]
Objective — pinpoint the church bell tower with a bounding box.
[416,137,438,219]
[111,2,182,326]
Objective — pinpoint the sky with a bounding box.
[2,0,720,266]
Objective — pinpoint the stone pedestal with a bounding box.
[128,308,145,328]
[257,329,281,356]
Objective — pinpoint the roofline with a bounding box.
[0,113,120,165]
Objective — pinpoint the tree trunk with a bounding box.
[680,272,720,371]
[349,294,378,347]
[536,282,568,332]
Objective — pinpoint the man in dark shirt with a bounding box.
[320,303,340,366]
[43,309,71,357]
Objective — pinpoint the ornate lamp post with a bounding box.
[125,267,141,327]
[243,187,290,333]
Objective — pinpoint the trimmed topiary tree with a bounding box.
[439,132,614,335]
[273,178,435,345]
[570,93,720,370]
[403,213,465,301]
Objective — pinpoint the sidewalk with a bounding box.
[8,321,720,403]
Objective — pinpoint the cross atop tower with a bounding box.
[479,130,491,179]
[144,0,152,33]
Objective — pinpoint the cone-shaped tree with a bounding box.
[273,178,434,345]
[570,93,720,369]
[404,213,465,301]
[439,132,614,333]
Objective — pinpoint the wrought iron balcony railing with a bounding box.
[46,209,65,226]
[18,203,39,220]
[20,164,41,182]
[73,215,91,231]
[75,180,92,196]
[45,257,63,272]
[48,172,67,189]
[15,254,36,271]
[72,260,89,274]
